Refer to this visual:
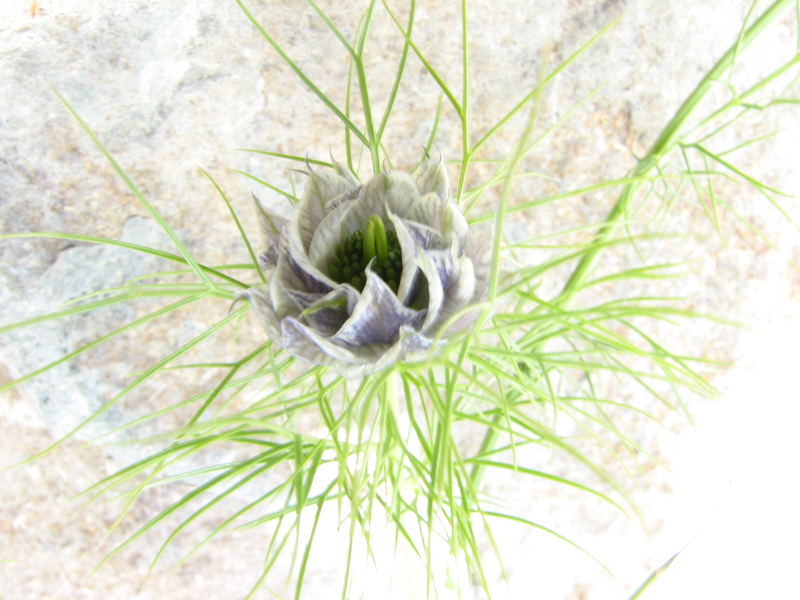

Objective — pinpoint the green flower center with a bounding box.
[328,215,402,293]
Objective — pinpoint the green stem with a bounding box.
[354,0,380,174]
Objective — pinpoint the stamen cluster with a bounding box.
[328,215,402,292]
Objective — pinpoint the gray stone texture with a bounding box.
[1,0,798,598]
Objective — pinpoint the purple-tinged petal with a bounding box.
[332,270,426,347]
[283,233,336,294]
[424,243,458,291]
[324,185,361,213]
[292,285,360,335]
[335,326,436,378]
[432,254,476,333]
[284,288,324,312]
[281,317,368,367]
[401,219,445,249]
[396,325,435,357]
[243,284,282,341]
[270,246,336,320]
[253,193,288,270]
[287,253,333,294]
[265,252,309,322]
[258,248,279,271]
[279,311,438,378]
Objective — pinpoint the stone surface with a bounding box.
[1,0,799,599]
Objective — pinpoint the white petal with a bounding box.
[441,201,471,248]
[466,222,493,301]
[253,193,287,240]
[385,211,423,306]
[334,178,394,232]
[307,193,360,269]
[414,159,449,202]
[362,171,419,219]
[402,193,470,250]
[415,249,445,332]
[297,168,359,250]
[252,194,287,270]
[331,157,360,188]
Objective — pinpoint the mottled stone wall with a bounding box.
[1,1,798,598]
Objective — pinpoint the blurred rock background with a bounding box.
[1,0,798,598]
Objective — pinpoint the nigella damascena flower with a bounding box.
[245,158,489,377]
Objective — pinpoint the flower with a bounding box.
[245,158,489,377]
